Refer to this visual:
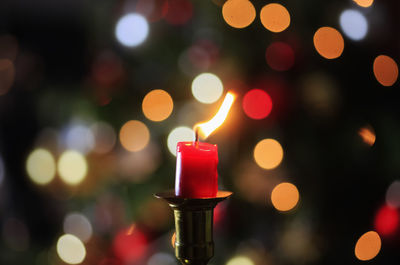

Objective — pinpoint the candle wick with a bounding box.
[195,127,199,145]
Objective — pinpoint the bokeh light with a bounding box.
[115,13,149,47]
[242,89,273,119]
[26,148,56,185]
[354,231,381,261]
[91,121,117,154]
[339,9,368,41]
[56,234,86,264]
[260,3,290,33]
[374,205,399,236]
[2,218,30,252]
[58,150,88,186]
[167,126,194,156]
[0,58,15,96]
[142,89,174,122]
[192,73,223,104]
[62,123,95,154]
[119,120,150,152]
[226,256,254,265]
[386,181,400,208]
[113,225,148,263]
[266,42,295,71]
[313,27,344,59]
[222,0,256,29]
[358,125,376,146]
[271,182,299,212]
[63,213,93,243]
[353,0,373,8]
[373,55,398,87]
[164,0,193,26]
[253,139,284,170]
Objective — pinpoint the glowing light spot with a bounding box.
[119,120,150,152]
[373,55,398,87]
[57,234,86,264]
[226,256,254,265]
[91,122,117,154]
[115,13,149,47]
[313,27,344,59]
[63,124,95,154]
[339,9,368,41]
[222,0,256,29]
[142,89,174,122]
[271,182,299,212]
[58,150,88,186]
[260,3,290,33]
[266,42,295,71]
[195,91,236,139]
[353,0,373,8]
[354,231,381,261]
[26,149,56,185]
[113,226,148,262]
[165,0,193,25]
[253,139,283,170]
[167,127,194,156]
[358,125,376,146]
[242,89,273,120]
[386,181,400,208]
[374,205,399,236]
[192,73,223,104]
[63,213,93,243]
[171,232,176,248]
[0,58,15,96]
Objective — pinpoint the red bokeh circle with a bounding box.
[242,89,273,120]
[374,205,399,236]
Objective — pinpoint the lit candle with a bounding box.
[175,92,235,198]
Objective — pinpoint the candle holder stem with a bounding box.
[155,191,232,265]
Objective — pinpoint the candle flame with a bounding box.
[194,91,236,140]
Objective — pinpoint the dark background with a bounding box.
[1,0,400,265]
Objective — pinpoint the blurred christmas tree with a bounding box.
[0,0,400,265]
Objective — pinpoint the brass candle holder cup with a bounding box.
[155,191,232,265]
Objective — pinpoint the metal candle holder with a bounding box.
[155,190,232,265]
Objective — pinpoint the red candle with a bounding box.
[175,141,218,198]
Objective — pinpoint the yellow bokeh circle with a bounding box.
[373,55,398,87]
[260,3,291,33]
[58,150,88,186]
[222,0,256,29]
[355,231,381,261]
[271,182,299,212]
[253,138,283,169]
[119,120,150,152]
[313,27,344,59]
[26,148,56,185]
[56,234,86,264]
[142,89,174,122]
[191,73,223,104]
[353,0,373,8]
